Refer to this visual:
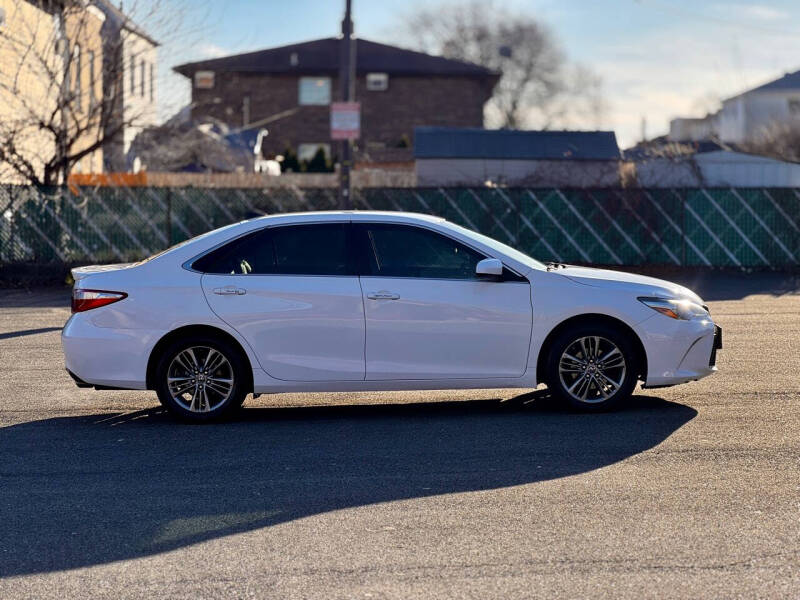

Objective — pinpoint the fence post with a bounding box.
[165,188,172,246]
[3,185,15,263]
[681,189,686,266]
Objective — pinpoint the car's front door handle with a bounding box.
[367,291,400,300]
[213,286,246,296]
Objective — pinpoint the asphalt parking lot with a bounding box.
[0,272,798,599]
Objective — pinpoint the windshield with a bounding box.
[449,223,547,271]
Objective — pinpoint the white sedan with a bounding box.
[62,211,721,421]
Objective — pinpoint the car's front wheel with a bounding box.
[154,335,248,422]
[545,323,639,411]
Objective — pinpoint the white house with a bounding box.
[93,0,158,172]
[670,70,800,144]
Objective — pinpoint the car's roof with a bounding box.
[247,210,446,224]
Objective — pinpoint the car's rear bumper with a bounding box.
[62,313,159,390]
[636,315,720,388]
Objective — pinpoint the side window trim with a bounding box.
[185,220,527,281]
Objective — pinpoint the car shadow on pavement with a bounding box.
[0,288,70,309]
[0,392,696,577]
[0,327,62,340]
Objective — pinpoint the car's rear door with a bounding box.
[198,222,365,381]
[354,222,532,380]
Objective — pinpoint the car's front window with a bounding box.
[357,224,485,279]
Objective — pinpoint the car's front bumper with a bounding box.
[636,314,720,388]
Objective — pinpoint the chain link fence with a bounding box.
[2,185,799,271]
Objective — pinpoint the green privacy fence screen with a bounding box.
[1,185,799,268]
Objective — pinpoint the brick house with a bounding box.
[173,38,499,165]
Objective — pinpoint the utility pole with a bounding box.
[338,0,355,209]
[56,7,70,185]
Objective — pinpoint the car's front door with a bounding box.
[353,223,532,380]
[199,222,365,381]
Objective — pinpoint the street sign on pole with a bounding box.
[331,102,360,140]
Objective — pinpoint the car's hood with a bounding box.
[558,266,703,303]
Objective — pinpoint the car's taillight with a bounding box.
[71,289,127,313]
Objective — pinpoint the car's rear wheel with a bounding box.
[154,335,248,422]
[545,323,639,411]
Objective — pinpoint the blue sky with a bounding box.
[143,0,800,147]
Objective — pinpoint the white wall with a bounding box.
[697,150,800,186]
[416,158,621,187]
[670,87,800,144]
[634,151,800,187]
[669,117,717,142]
[632,158,699,188]
[718,90,800,143]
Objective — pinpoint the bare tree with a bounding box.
[399,0,605,130]
[741,121,800,163]
[1,1,93,184]
[0,0,182,186]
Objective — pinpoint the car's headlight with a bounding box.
[638,296,708,320]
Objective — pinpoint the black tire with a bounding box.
[154,334,249,422]
[544,322,639,411]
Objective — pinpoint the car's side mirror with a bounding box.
[476,258,503,278]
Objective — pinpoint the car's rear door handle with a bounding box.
[367,291,400,300]
[213,287,246,296]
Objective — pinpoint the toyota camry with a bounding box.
[62,211,721,421]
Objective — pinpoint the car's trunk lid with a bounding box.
[71,263,138,283]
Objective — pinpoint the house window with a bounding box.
[298,77,331,105]
[366,72,388,91]
[88,50,96,110]
[73,44,82,111]
[63,41,71,95]
[140,60,145,97]
[149,63,155,102]
[194,70,215,89]
[129,55,135,93]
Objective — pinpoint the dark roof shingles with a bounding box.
[748,69,800,93]
[174,38,497,78]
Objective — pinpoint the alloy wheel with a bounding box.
[558,336,627,404]
[167,346,235,413]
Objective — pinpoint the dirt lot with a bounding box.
[0,273,798,599]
